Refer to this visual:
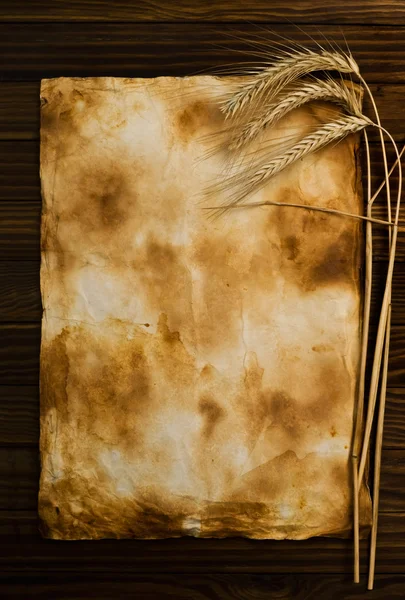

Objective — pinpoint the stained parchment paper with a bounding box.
[39,76,371,539]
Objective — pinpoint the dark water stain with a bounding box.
[198,395,225,439]
[310,229,358,289]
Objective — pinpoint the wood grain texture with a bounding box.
[1,574,405,599]
[0,143,39,200]
[0,83,40,141]
[0,387,39,445]
[0,448,39,510]
[0,24,404,82]
[0,82,403,142]
[0,262,41,321]
[387,328,405,387]
[0,511,404,574]
[0,1,405,24]
[383,388,405,448]
[0,202,41,261]
[379,449,405,512]
[0,324,40,385]
[370,263,405,327]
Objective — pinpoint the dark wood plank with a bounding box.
[0,82,403,142]
[0,142,39,200]
[379,448,405,512]
[0,202,40,261]
[0,83,40,141]
[0,386,39,445]
[387,328,405,387]
[0,324,40,385]
[370,262,405,328]
[0,385,403,449]
[0,1,405,25]
[0,24,404,82]
[0,446,402,512]
[0,573,405,599]
[0,448,39,510]
[363,84,405,143]
[0,261,41,321]
[0,510,404,574]
[384,388,405,448]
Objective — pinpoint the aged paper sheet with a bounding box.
[39,76,371,539]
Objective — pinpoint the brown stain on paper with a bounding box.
[263,183,361,294]
[176,98,222,144]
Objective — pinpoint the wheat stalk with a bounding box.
[352,128,372,585]
[220,50,359,119]
[368,304,391,589]
[214,200,398,228]
[365,144,405,590]
[229,78,363,150]
[211,115,371,213]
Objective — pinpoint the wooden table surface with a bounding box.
[1,2,404,598]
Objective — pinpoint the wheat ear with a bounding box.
[221,50,359,119]
[230,78,363,150]
[212,115,371,213]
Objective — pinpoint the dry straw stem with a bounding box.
[219,199,399,229]
[368,144,405,207]
[364,145,402,593]
[352,129,373,585]
[365,146,405,588]
[365,154,392,592]
[230,78,363,150]
[368,305,391,590]
[220,50,360,119]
